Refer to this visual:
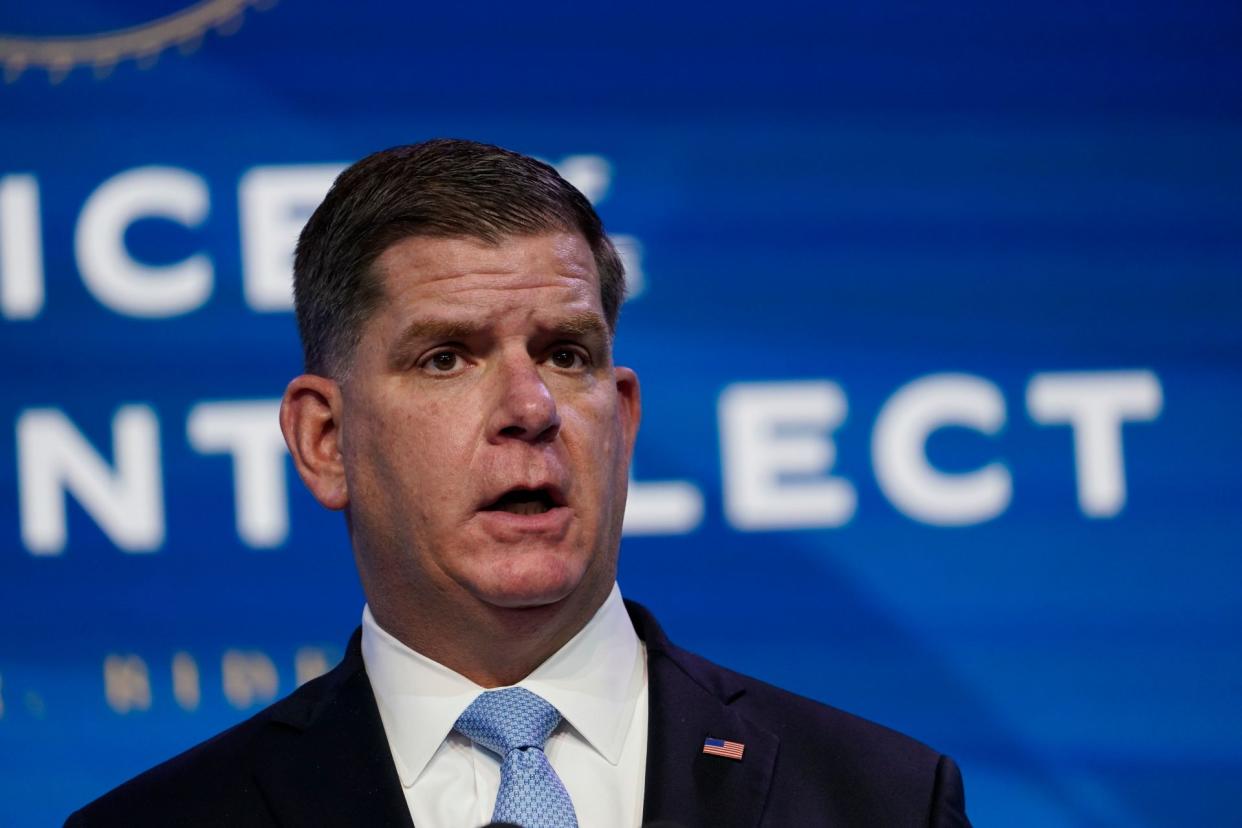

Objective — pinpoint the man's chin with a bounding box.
[456,544,614,627]
[466,563,605,622]
[475,580,576,612]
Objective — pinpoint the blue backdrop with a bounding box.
[2,2,1240,825]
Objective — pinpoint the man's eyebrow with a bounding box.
[389,318,482,365]
[549,311,610,338]
[397,318,482,342]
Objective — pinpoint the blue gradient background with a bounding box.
[2,2,1241,825]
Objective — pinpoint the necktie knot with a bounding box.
[453,686,562,756]
[453,687,579,828]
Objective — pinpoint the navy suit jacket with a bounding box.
[67,601,970,827]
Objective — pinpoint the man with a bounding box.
[67,139,971,827]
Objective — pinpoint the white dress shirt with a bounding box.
[361,583,649,828]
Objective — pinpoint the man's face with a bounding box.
[336,231,640,630]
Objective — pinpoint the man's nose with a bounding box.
[489,355,561,444]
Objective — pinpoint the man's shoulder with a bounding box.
[627,599,937,754]
[65,635,365,827]
[65,708,275,827]
[691,643,932,743]
[693,657,969,825]
[654,620,943,770]
[626,599,970,825]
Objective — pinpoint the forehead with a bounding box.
[371,232,601,313]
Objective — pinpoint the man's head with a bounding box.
[279,140,640,685]
[292,138,626,379]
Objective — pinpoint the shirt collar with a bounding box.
[361,583,643,788]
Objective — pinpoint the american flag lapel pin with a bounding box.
[702,736,745,761]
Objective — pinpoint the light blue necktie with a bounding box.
[453,687,580,828]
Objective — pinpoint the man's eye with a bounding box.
[426,351,460,372]
[549,348,586,370]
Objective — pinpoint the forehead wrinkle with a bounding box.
[406,265,522,288]
[378,237,596,291]
[429,267,597,296]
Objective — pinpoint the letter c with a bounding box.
[872,373,1012,526]
[75,166,212,317]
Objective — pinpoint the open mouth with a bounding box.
[481,487,562,516]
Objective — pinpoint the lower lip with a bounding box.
[476,506,572,537]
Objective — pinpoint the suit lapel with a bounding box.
[249,631,414,827]
[628,602,779,828]
[243,607,777,827]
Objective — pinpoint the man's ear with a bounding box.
[280,374,349,511]
[614,366,642,456]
